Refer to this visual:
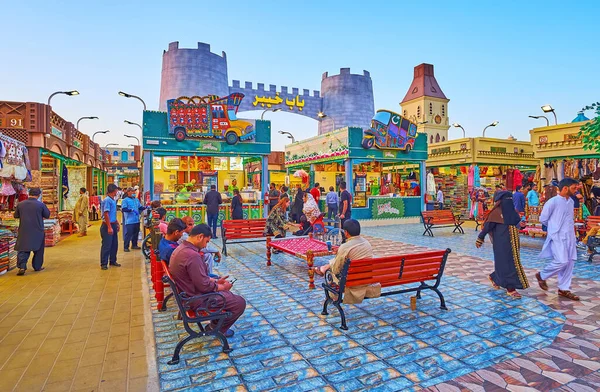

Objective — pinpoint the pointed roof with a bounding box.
[401,63,447,104]
[572,111,589,123]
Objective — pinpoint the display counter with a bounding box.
[352,196,421,220]
[163,201,264,225]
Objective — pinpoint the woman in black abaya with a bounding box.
[476,191,530,298]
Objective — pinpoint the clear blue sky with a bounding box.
[2,0,598,150]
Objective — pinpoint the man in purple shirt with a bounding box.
[169,224,246,337]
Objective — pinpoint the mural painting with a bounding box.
[361,109,418,152]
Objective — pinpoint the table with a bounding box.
[266,234,338,289]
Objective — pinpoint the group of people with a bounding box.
[477,177,584,300]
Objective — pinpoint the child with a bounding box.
[155,207,168,235]
[294,215,312,236]
[326,186,339,220]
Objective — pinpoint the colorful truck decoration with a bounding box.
[167,93,254,145]
[361,109,418,152]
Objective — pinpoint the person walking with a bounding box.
[15,188,50,275]
[535,178,580,300]
[100,184,121,270]
[326,186,339,220]
[74,187,89,237]
[513,185,526,213]
[436,185,444,209]
[268,183,280,212]
[476,191,529,298]
[203,185,222,239]
[526,184,540,207]
[310,183,321,202]
[291,184,304,223]
[230,189,243,220]
[122,187,143,252]
[339,181,352,227]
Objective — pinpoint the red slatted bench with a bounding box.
[160,261,232,364]
[421,210,464,237]
[321,249,451,330]
[584,216,600,262]
[475,210,491,231]
[221,219,267,256]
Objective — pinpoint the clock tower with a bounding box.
[400,63,450,144]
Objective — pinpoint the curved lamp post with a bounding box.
[482,121,499,137]
[541,105,557,125]
[118,91,147,110]
[124,134,140,146]
[452,123,466,138]
[261,108,282,120]
[47,90,79,106]
[92,130,110,142]
[76,116,99,130]
[124,120,142,131]
[317,112,336,132]
[278,131,296,143]
[528,115,549,127]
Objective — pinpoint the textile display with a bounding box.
[63,167,87,211]
[44,219,61,247]
[62,165,69,199]
[0,228,17,273]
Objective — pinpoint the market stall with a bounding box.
[285,124,428,220]
[142,94,272,224]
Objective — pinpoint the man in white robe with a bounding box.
[535,178,580,300]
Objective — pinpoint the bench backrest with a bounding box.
[342,249,450,289]
[587,216,600,230]
[421,210,456,223]
[222,219,267,239]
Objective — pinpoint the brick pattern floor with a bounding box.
[148,223,600,391]
[0,221,158,392]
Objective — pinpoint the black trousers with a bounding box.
[100,222,119,266]
[124,223,140,249]
[17,247,45,271]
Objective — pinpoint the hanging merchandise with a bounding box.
[62,165,70,199]
[426,171,436,196]
[474,165,481,188]
[513,169,523,189]
[467,165,474,189]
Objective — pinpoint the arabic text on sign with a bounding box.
[252,94,305,111]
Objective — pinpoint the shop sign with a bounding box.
[0,116,24,129]
[51,126,63,139]
[564,133,581,141]
[163,156,180,170]
[460,143,467,150]
[538,136,548,144]
[383,151,396,158]
[371,198,405,219]
[73,140,82,149]
[431,146,450,154]
[196,141,221,152]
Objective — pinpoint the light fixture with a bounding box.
[260,108,282,120]
[482,121,499,137]
[452,123,466,138]
[92,130,110,142]
[47,90,80,105]
[540,104,557,125]
[528,115,549,127]
[278,131,296,143]
[118,91,147,110]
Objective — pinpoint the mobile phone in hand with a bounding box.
[229,278,237,285]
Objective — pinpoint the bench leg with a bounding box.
[215,331,233,354]
[160,292,173,312]
[222,240,228,257]
[266,237,272,266]
[432,287,448,310]
[422,224,434,237]
[333,301,348,330]
[307,251,315,290]
[321,294,332,315]
[167,334,196,365]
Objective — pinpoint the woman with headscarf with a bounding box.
[302,193,324,235]
[476,191,530,298]
[264,196,295,238]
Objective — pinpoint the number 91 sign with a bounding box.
[4,117,24,129]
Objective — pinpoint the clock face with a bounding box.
[435,115,442,124]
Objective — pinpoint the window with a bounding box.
[105,150,110,155]
[442,136,446,142]
[113,151,118,157]
[403,110,407,117]
[441,105,445,117]
[417,106,421,118]
[435,133,440,143]
[430,135,433,144]
[130,151,135,156]
[121,151,128,161]
[429,103,433,115]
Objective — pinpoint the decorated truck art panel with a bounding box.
[167,93,254,145]
[361,110,418,152]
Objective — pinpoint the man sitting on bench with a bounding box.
[180,216,220,278]
[170,224,246,338]
[313,219,381,304]
[159,218,186,265]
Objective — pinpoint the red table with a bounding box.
[266,234,338,289]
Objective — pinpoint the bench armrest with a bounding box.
[179,291,227,316]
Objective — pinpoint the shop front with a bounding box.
[142,102,271,224]
[426,137,539,217]
[285,126,428,220]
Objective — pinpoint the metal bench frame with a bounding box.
[221,219,267,256]
[421,211,465,237]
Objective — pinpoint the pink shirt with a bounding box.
[159,221,168,235]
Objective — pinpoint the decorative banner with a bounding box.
[197,141,222,152]
[371,198,405,219]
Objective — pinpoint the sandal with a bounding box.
[535,272,548,291]
[313,266,324,277]
[488,275,500,290]
[558,290,580,301]
[506,289,522,299]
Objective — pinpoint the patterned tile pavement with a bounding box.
[146,223,600,391]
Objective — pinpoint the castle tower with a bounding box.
[400,64,450,144]
[159,42,229,111]
[319,68,374,134]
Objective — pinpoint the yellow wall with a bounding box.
[401,96,450,143]
[218,170,245,191]
[154,170,178,192]
[529,121,593,160]
[314,171,338,190]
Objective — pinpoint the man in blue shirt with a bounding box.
[101,184,120,270]
[121,187,143,252]
[526,184,540,207]
[513,185,526,213]
[159,218,186,265]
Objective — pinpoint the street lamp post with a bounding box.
[76,116,99,130]
[261,108,282,120]
[104,143,119,149]
[124,120,142,131]
[118,91,147,110]
[47,90,79,106]
[482,121,499,137]
[541,105,557,125]
[452,123,466,138]
[317,112,336,132]
[124,134,140,146]
[528,115,550,127]
[92,130,110,142]
[278,131,296,143]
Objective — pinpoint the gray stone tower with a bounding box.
[159,42,229,111]
[319,68,374,134]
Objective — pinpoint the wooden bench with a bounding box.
[221,219,267,256]
[321,249,451,330]
[584,216,600,263]
[160,261,233,364]
[475,210,490,231]
[421,211,464,237]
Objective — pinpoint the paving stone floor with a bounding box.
[0,221,158,392]
[147,223,600,391]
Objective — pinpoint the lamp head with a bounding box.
[118,91,131,98]
[124,120,135,125]
[66,90,79,96]
[98,130,110,135]
[88,116,99,120]
[491,121,499,126]
[452,123,461,127]
[317,112,327,118]
[272,108,282,113]
[278,131,284,134]
[528,116,540,119]
[541,105,554,113]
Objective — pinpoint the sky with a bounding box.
[1,0,598,151]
